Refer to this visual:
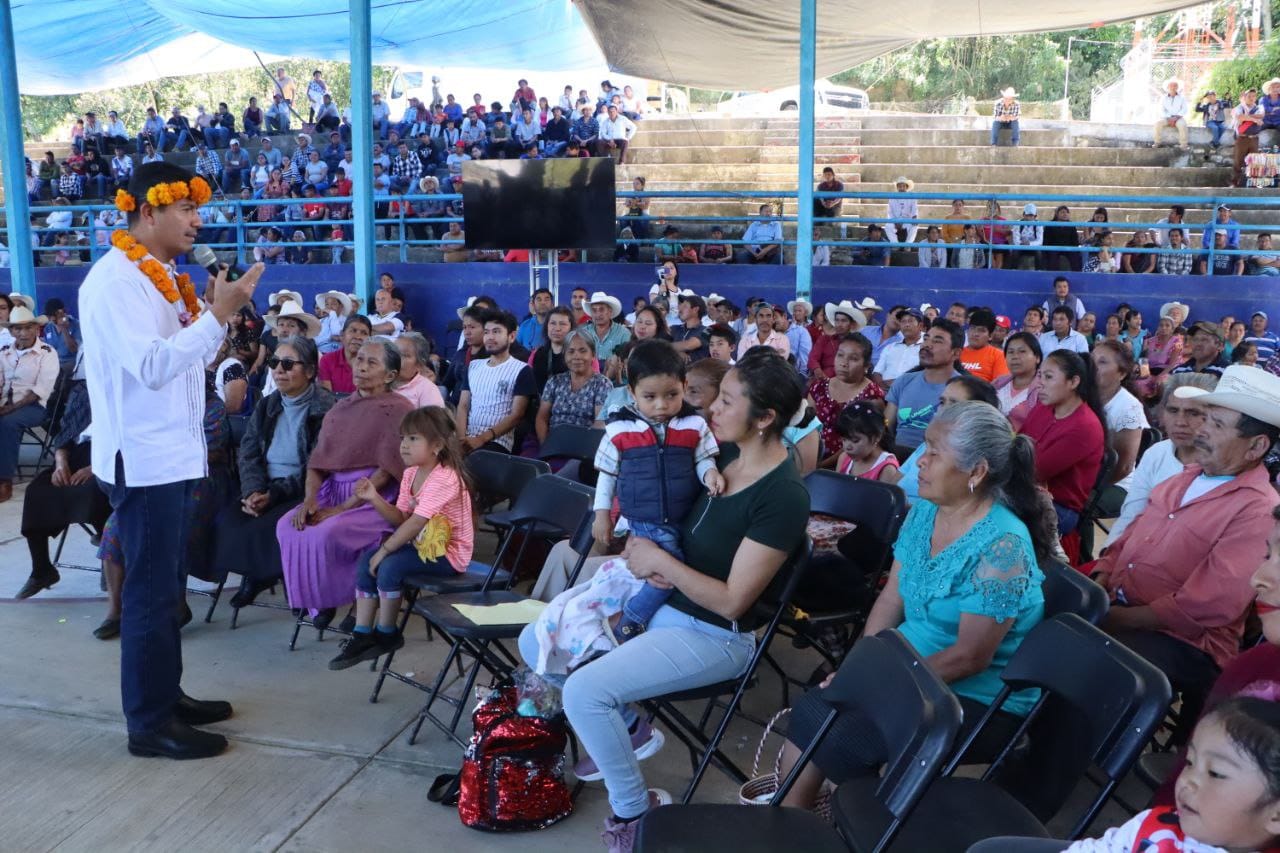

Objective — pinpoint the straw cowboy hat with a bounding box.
[1164,78,1183,90]
[269,289,303,309]
[893,176,915,190]
[456,296,483,319]
[824,300,867,331]
[855,297,884,314]
[1265,78,1280,91]
[786,298,813,316]
[318,290,352,316]
[585,291,623,319]
[1000,87,1018,98]
[265,300,321,337]
[1160,301,1190,322]
[3,306,48,327]
[705,293,727,306]
[1175,365,1280,428]
[8,293,34,312]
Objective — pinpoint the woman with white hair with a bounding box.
[393,332,444,409]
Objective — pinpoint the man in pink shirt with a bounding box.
[1094,365,1280,731]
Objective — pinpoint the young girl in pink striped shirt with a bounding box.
[329,406,474,670]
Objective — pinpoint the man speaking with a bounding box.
[80,162,264,759]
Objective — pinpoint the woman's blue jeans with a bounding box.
[518,606,754,819]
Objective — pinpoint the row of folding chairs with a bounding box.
[638,610,1172,853]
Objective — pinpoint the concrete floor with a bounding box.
[1,472,1148,852]
[0,478,760,853]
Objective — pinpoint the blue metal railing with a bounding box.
[5,188,1279,272]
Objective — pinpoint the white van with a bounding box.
[716,79,870,115]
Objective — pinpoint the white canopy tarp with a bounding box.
[575,0,1208,90]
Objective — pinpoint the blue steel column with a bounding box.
[349,0,375,303]
[0,0,35,298]
[794,0,816,300]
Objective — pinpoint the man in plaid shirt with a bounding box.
[1157,228,1195,276]
[194,144,223,189]
[389,141,421,192]
[991,87,1021,146]
[57,162,83,202]
[290,133,317,180]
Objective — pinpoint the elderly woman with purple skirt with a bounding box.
[276,338,412,629]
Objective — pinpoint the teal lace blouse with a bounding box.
[892,500,1045,716]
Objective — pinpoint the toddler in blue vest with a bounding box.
[594,339,722,642]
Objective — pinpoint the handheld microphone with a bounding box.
[191,244,243,282]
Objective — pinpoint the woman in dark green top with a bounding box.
[518,350,810,846]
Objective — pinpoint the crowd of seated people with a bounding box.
[13,261,1280,853]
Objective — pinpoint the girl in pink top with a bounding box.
[329,407,474,669]
[834,402,902,484]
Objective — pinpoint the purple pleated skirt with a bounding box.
[276,468,396,611]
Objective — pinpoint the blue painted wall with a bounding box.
[4,263,1274,351]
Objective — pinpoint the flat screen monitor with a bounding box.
[461,157,616,250]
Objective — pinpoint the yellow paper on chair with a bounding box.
[452,600,548,626]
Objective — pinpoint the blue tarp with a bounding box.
[11,0,606,94]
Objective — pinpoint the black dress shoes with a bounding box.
[127,718,227,760]
[16,570,60,600]
[174,693,234,726]
[229,576,277,609]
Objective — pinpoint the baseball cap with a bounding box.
[1253,311,1269,320]
[1188,320,1224,342]
[1022,203,1037,215]
[995,315,1012,329]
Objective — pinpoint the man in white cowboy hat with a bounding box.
[854,297,885,348]
[315,293,353,352]
[807,300,866,379]
[0,304,59,503]
[886,176,918,243]
[991,87,1021,147]
[267,300,322,339]
[79,161,263,760]
[787,298,817,341]
[581,291,629,362]
[1154,78,1189,149]
[1095,364,1280,719]
[268,289,303,310]
[1161,301,1191,332]
[1259,78,1280,143]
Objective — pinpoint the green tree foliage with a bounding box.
[831,25,1134,117]
[1207,37,1280,96]
[18,60,395,141]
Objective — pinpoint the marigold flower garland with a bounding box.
[110,230,202,320]
[113,177,213,214]
[110,177,212,321]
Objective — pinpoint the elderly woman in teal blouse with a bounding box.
[779,400,1053,809]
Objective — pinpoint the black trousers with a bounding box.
[1111,627,1219,744]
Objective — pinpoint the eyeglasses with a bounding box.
[267,357,302,371]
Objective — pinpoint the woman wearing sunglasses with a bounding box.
[214,336,336,611]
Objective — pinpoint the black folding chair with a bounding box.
[18,371,73,480]
[467,449,548,518]
[1077,446,1119,563]
[383,476,596,746]
[829,613,1172,851]
[771,472,908,700]
[537,424,605,486]
[368,474,592,703]
[644,538,813,804]
[1040,557,1108,624]
[635,629,963,853]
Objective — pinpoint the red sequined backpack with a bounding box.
[429,683,574,832]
